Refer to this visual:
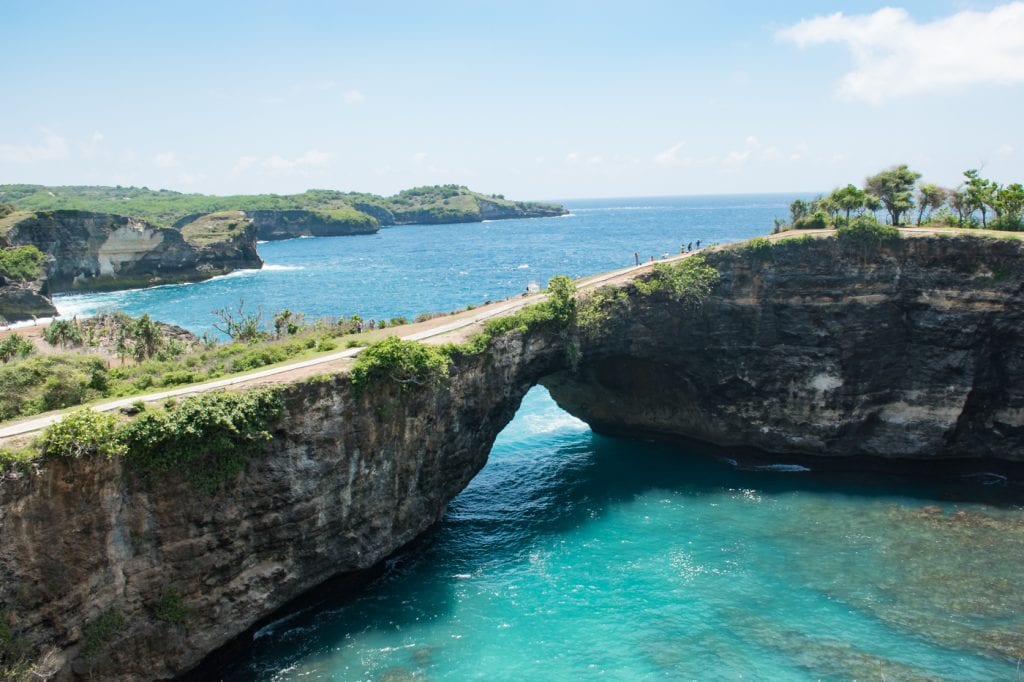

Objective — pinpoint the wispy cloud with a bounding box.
[232,149,332,176]
[154,151,179,168]
[343,89,366,104]
[777,3,1024,103]
[0,128,70,163]
[654,142,689,167]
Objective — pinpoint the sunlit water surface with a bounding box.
[56,196,1024,679]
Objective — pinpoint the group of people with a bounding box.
[632,240,702,266]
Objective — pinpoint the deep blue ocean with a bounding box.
[57,195,1024,680]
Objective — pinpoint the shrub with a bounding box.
[81,609,125,659]
[0,245,46,281]
[154,590,189,626]
[634,255,720,302]
[0,334,34,363]
[349,337,451,398]
[120,389,283,491]
[837,215,900,250]
[793,211,828,229]
[42,408,125,459]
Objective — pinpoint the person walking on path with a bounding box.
[634,251,640,266]
[696,240,701,249]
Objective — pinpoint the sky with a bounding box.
[1,0,1023,200]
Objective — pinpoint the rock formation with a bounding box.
[3,211,262,294]
[0,234,1021,678]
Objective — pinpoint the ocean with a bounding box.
[57,195,1024,680]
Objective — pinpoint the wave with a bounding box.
[723,458,811,473]
[516,264,529,270]
[261,264,305,271]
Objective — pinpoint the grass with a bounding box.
[0,184,564,229]
[179,210,251,245]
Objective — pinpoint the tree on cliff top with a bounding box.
[864,165,921,227]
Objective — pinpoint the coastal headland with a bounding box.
[1,228,1021,679]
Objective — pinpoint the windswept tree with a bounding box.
[993,183,1024,228]
[789,199,810,225]
[830,184,866,225]
[915,183,945,225]
[947,187,970,226]
[963,169,996,228]
[864,165,921,226]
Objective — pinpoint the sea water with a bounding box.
[57,196,1024,679]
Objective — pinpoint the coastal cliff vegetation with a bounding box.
[779,165,1024,232]
[0,184,566,230]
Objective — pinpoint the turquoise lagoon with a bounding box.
[58,196,1023,680]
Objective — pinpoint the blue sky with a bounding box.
[2,1,1022,199]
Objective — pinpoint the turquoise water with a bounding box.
[53,195,793,337]
[59,195,1024,679]
[223,388,1023,681]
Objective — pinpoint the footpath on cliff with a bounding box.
[0,226,1010,440]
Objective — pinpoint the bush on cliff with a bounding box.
[0,244,45,281]
[350,336,451,398]
[837,215,899,251]
[42,408,125,459]
[633,255,720,302]
[120,388,283,491]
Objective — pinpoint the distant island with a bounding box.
[0,185,567,322]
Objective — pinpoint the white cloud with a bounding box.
[253,149,333,175]
[154,151,179,168]
[413,152,428,165]
[177,171,207,186]
[0,128,69,163]
[344,89,365,104]
[564,151,581,164]
[777,3,1024,103]
[654,142,689,167]
[232,155,258,174]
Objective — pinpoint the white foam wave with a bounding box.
[261,264,305,271]
[518,412,588,436]
[516,263,529,270]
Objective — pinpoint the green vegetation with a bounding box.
[42,408,125,459]
[0,355,109,420]
[179,210,250,245]
[633,255,721,301]
[778,165,1024,232]
[837,216,900,247]
[0,334,33,363]
[81,609,125,660]
[0,612,33,681]
[121,388,282,491]
[349,336,452,398]
[0,184,564,229]
[0,245,45,281]
[153,590,189,626]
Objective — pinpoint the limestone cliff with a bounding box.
[243,210,378,240]
[3,211,263,293]
[1,234,1022,679]
[547,234,1024,462]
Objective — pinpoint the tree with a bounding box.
[212,299,264,342]
[963,169,996,228]
[915,183,945,225]
[993,183,1024,228]
[830,184,866,226]
[864,165,921,226]
[947,187,970,227]
[129,314,162,361]
[789,199,810,225]
[43,319,82,348]
[864,193,882,220]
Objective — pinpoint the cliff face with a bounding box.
[244,210,378,240]
[547,235,1024,462]
[5,211,262,293]
[1,234,1022,679]
[0,279,56,322]
[0,334,563,680]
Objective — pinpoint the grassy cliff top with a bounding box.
[0,184,565,228]
[179,211,252,246]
